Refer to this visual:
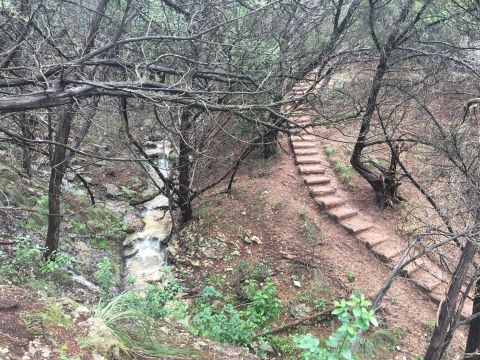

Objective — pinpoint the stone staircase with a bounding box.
[287,80,472,318]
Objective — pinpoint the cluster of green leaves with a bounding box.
[295,293,378,360]
[94,257,117,298]
[191,278,281,346]
[0,235,75,283]
[25,195,49,232]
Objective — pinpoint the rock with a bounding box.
[123,214,144,234]
[290,303,312,319]
[71,274,100,293]
[73,305,91,321]
[104,183,120,198]
[82,317,122,359]
[148,135,163,142]
[242,231,262,245]
[65,172,75,181]
[83,176,94,184]
[124,247,139,259]
[293,280,301,288]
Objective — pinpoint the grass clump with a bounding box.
[82,268,195,359]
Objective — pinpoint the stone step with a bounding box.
[291,135,317,142]
[290,111,316,117]
[340,217,373,235]
[292,141,317,149]
[294,148,319,156]
[356,230,386,248]
[298,164,326,175]
[293,115,314,123]
[315,195,345,209]
[410,268,445,293]
[303,175,330,185]
[309,185,336,197]
[327,206,358,221]
[296,155,322,165]
[370,241,403,261]
[399,257,425,277]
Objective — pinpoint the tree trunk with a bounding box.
[349,56,401,209]
[178,108,193,222]
[20,114,35,177]
[263,129,278,159]
[424,240,476,360]
[465,275,480,358]
[45,106,75,258]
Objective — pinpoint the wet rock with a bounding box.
[290,303,312,319]
[148,134,163,142]
[124,246,139,259]
[104,183,120,198]
[64,172,75,181]
[123,214,144,234]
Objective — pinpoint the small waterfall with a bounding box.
[123,140,173,285]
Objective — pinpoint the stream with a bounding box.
[62,139,173,286]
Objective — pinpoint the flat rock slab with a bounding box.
[410,268,445,293]
[315,195,345,209]
[291,135,317,142]
[294,115,314,123]
[399,257,425,277]
[294,148,319,156]
[303,175,330,185]
[296,155,322,165]
[292,141,317,149]
[356,230,386,248]
[339,217,373,235]
[299,164,325,175]
[327,206,358,221]
[309,185,336,197]
[370,241,403,261]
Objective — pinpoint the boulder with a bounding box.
[104,183,119,198]
[290,303,312,319]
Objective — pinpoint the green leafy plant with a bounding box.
[40,251,76,276]
[324,147,336,157]
[121,186,136,199]
[95,257,116,298]
[191,277,281,347]
[295,292,378,360]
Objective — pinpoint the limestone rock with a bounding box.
[81,317,122,359]
[290,303,312,319]
[104,183,119,198]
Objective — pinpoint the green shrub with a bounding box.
[334,162,353,186]
[95,257,116,298]
[0,236,75,283]
[191,278,281,347]
[295,292,377,360]
[324,147,336,157]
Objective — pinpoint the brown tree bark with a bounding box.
[465,276,480,359]
[45,106,75,258]
[178,108,193,222]
[424,240,476,360]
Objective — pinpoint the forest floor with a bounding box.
[0,119,468,359]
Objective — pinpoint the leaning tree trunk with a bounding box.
[45,106,75,258]
[424,240,477,360]
[350,55,402,209]
[177,108,193,222]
